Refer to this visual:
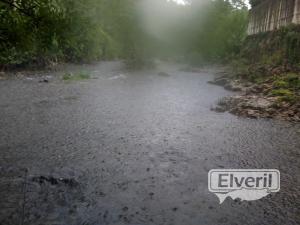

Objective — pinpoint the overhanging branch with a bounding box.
[0,0,37,20]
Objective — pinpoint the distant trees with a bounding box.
[1,0,66,66]
[0,0,136,68]
[184,0,248,63]
[144,0,249,64]
[0,0,249,68]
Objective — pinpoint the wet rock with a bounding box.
[244,97,273,110]
[224,81,243,92]
[210,71,300,122]
[39,79,49,83]
[0,72,8,80]
[248,84,262,93]
[60,177,78,187]
[208,77,229,86]
[32,175,58,185]
[214,95,300,122]
[98,191,106,197]
[209,76,244,92]
[16,72,24,79]
[32,176,78,187]
[109,74,126,80]
[246,109,260,118]
[149,192,154,199]
[211,105,227,113]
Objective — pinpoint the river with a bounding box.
[0,61,299,225]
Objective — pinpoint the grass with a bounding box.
[270,73,300,103]
[273,80,289,88]
[270,88,299,103]
[271,89,293,96]
[253,77,268,84]
[284,73,300,89]
[62,72,91,81]
[231,62,300,103]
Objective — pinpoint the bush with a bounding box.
[271,89,293,96]
[62,72,91,81]
[241,25,300,66]
[0,0,133,68]
[273,80,289,89]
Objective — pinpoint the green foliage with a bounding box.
[0,0,249,68]
[272,73,300,91]
[272,88,298,103]
[253,76,268,84]
[62,72,91,81]
[273,80,289,89]
[0,0,131,68]
[269,73,300,103]
[271,89,293,97]
[183,0,248,63]
[284,73,300,89]
[142,0,249,64]
[278,95,299,103]
[241,25,300,66]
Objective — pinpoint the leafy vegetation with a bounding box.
[183,0,248,63]
[0,0,137,68]
[228,23,300,105]
[270,73,300,103]
[240,25,300,66]
[62,72,91,81]
[0,0,249,69]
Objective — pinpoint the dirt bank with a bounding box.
[210,72,300,122]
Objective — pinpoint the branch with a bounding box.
[0,0,37,20]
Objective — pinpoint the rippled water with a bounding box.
[0,61,299,225]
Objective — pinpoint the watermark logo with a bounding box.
[208,169,280,204]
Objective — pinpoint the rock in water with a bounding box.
[39,79,49,83]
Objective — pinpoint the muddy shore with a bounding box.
[209,73,300,122]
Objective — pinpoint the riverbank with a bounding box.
[208,25,300,122]
[209,67,300,122]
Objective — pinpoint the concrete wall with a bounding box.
[248,0,300,35]
[293,0,300,23]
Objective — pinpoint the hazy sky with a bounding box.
[170,0,188,5]
[170,0,250,7]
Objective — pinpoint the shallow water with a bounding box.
[0,61,299,225]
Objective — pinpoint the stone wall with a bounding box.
[248,0,300,35]
[293,0,300,23]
